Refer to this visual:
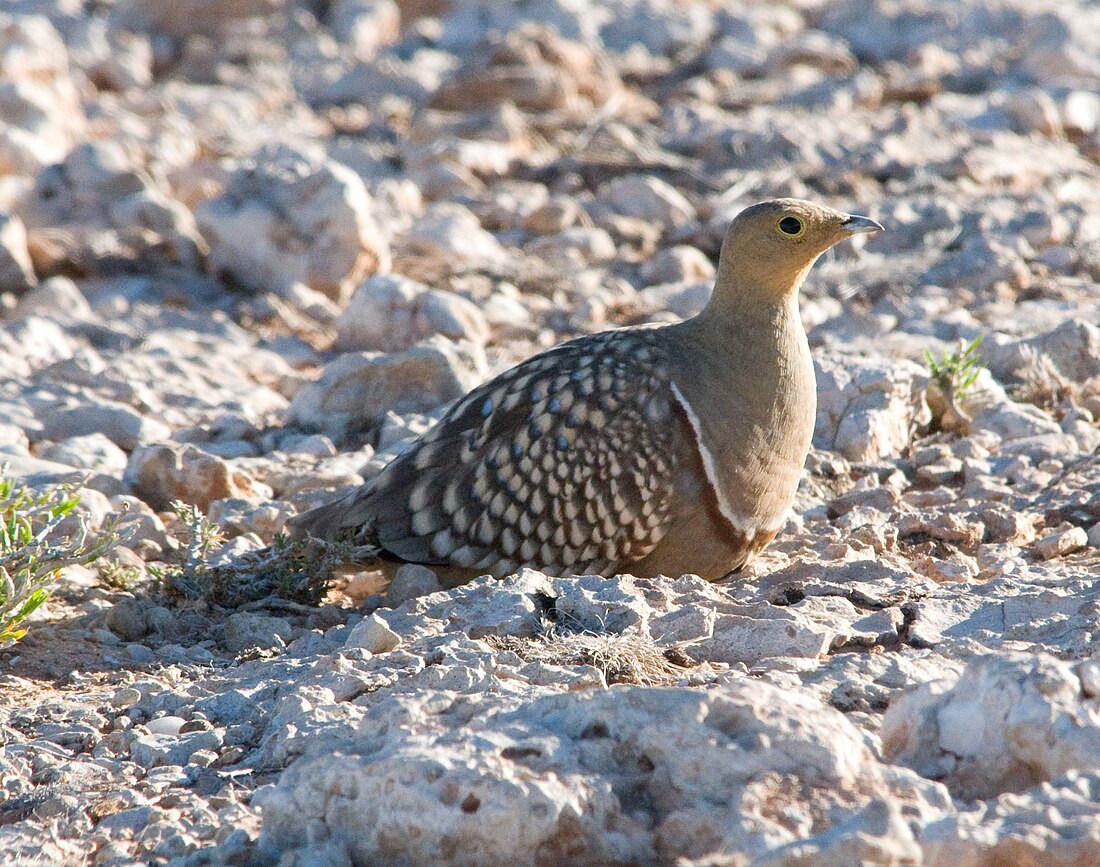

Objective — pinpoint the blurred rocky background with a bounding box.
[1,0,1100,864]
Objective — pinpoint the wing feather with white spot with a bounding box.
[316,328,679,576]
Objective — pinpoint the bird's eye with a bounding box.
[777,216,805,237]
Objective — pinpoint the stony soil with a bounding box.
[2,0,1100,864]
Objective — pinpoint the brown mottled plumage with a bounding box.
[289,199,883,583]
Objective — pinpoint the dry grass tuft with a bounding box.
[489,624,695,686]
[1014,345,1074,410]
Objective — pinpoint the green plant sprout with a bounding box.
[926,335,985,402]
[1,475,123,646]
[99,560,143,591]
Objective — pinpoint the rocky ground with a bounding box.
[1,0,1100,864]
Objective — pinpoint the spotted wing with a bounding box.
[354,328,678,576]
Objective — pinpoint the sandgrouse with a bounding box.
[289,198,883,583]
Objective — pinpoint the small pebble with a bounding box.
[188,749,220,768]
[126,644,156,663]
[216,746,247,766]
[1035,526,1088,560]
[146,716,186,736]
[111,687,142,709]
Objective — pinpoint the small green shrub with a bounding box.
[99,561,144,592]
[1,476,122,646]
[926,336,985,403]
[151,501,374,607]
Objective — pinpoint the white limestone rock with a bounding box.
[38,433,128,475]
[257,680,949,866]
[16,140,205,276]
[814,352,931,462]
[985,318,1100,385]
[335,274,489,353]
[38,401,171,452]
[326,0,400,61]
[286,336,487,438]
[125,442,269,511]
[396,203,510,270]
[11,276,91,321]
[195,144,389,303]
[596,174,696,230]
[883,652,1100,800]
[920,772,1100,867]
[0,14,85,175]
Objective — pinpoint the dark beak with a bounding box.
[842,214,885,235]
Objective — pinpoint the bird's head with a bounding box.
[713,198,883,307]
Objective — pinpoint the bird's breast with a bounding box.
[667,320,816,542]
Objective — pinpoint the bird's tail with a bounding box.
[285,488,378,546]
